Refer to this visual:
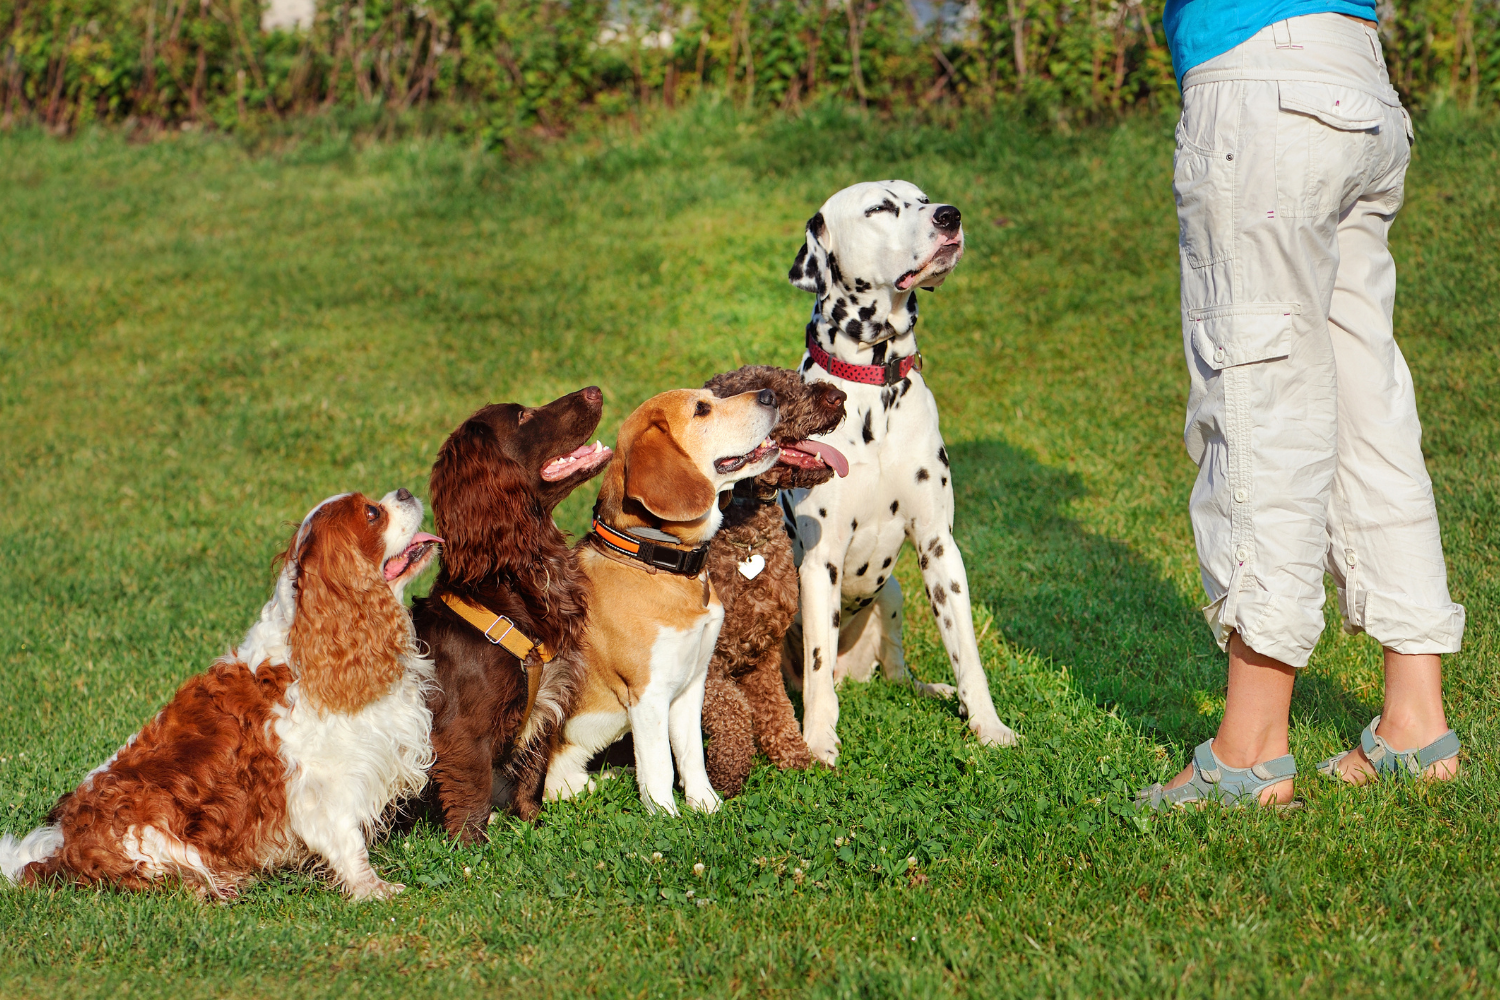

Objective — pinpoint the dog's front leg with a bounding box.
[627,691,682,816]
[796,552,844,766]
[911,527,1017,747]
[669,671,721,814]
[287,784,401,900]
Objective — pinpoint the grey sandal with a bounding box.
[1137,739,1297,811]
[1316,715,1461,781]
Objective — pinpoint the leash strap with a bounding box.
[806,330,922,386]
[439,593,550,721]
[590,518,709,576]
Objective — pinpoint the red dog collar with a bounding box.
[806,331,922,386]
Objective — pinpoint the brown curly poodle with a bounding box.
[700,366,848,797]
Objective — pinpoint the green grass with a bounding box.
[0,101,1496,998]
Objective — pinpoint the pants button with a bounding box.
[1235,544,1250,560]
[1233,488,1248,503]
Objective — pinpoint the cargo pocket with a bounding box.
[1276,81,1391,218]
[1188,302,1301,370]
[1173,120,1237,268]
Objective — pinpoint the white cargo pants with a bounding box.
[1175,13,1465,668]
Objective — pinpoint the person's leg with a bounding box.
[1159,632,1297,805]
[1321,97,1464,782]
[1331,650,1458,782]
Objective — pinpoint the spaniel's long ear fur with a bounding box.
[286,505,410,715]
[624,420,717,523]
[430,417,538,583]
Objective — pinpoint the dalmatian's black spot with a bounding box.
[941,476,948,487]
[854,278,871,292]
[827,563,838,584]
[813,648,824,671]
[900,378,912,397]
[872,342,888,366]
[851,519,858,531]
[880,385,897,410]
[950,581,962,595]
[890,500,899,514]
[856,564,868,576]
[859,304,877,321]
[818,508,826,518]
[937,446,949,468]
[882,557,891,568]
[808,212,826,240]
[862,411,873,444]
[845,319,862,338]
[906,296,918,314]
[832,611,841,628]
[876,575,885,585]
[916,468,930,482]
[930,603,940,617]
[827,254,843,287]
[928,538,939,552]
[801,358,813,373]
[944,617,953,630]
[934,544,945,558]
[865,198,899,217]
[933,586,947,605]
[831,300,847,324]
[919,554,930,570]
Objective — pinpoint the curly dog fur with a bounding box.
[700,366,847,797]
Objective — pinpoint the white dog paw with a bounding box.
[913,681,957,699]
[686,789,722,814]
[805,731,841,767]
[348,878,404,901]
[971,717,1019,747]
[641,794,681,817]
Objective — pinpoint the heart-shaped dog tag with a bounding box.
[737,554,766,580]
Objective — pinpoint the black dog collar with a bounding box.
[590,518,710,576]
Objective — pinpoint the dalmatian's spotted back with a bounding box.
[782,180,1018,765]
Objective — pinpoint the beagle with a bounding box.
[544,387,780,815]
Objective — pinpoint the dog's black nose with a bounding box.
[396,487,413,502]
[756,389,777,409]
[933,205,961,231]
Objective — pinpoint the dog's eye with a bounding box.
[517,409,535,426]
[695,400,712,417]
[365,504,381,522]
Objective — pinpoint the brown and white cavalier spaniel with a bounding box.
[0,490,440,900]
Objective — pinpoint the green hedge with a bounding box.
[1,0,1496,138]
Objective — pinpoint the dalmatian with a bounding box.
[780,179,1018,765]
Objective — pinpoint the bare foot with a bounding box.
[1159,761,1294,807]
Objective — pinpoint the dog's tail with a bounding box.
[0,824,64,885]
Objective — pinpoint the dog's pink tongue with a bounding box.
[792,440,849,477]
[411,532,443,546]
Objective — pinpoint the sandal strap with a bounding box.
[1141,740,1296,809]
[1361,715,1461,776]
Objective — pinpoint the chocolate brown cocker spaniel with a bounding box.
[700,366,848,797]
[412,387,612,839]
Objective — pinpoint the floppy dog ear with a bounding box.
[788,213,827,294]
[287,500,409,715]
[429,418,536,583]
[624,420,717,523]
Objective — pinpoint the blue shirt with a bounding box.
[1164,0,1379,86]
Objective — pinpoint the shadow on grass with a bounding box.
[948,439,1377,748]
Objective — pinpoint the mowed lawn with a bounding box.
[0,103,1496,998]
